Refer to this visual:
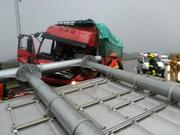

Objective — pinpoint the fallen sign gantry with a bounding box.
[0,56,180,135]
[0,56,102,78]
[0,56,104,135]
[15,64,104,135]
[82,56,180,102]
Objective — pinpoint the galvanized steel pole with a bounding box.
[0,68,18,78]
[82,56,180,102]
[39,56,101,72]
[0,56,102,79]
[14,0,22,36]
[16,64,104,135]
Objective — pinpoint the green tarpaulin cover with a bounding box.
[96,23,123,58]
[96,23,123,48]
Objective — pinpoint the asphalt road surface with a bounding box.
[123,60,137,73]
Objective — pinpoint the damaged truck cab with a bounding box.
[17,19,123,85]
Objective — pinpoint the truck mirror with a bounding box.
[27,37,33,53]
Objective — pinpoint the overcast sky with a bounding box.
[0,0,180,61]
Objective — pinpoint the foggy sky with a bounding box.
[0,0,180,61]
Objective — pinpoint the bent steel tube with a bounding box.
[0,56,102,79]
[0,68,18,78]
[83,59,180,102]
[39,55,101,72]
[16,64,104,135]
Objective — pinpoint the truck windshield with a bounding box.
[144,57,161,62]
[40,39,52,54]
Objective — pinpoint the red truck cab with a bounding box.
[17,20,99,85]
[17,19,123,85]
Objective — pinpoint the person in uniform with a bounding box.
[148,53,158,76]
[107,52,123,70]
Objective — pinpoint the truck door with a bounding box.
[17,35,36,64]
